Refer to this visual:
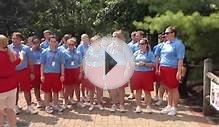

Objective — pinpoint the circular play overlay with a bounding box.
[83,36,135,90]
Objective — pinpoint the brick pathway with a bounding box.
[14,90,217,127]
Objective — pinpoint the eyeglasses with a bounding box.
[139,43,146,45]
[165,32,173,35]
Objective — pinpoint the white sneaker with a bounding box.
[81,96,89,102]
[26,105,38,114]
[155,100,163,106]
[88,105,95,111]
[119,105,125,113]
[36,101,44,108]
[154,96,159,101]
[53,105,64,112]
[15,105,22,115]
[110,104,116,112]
[96,104,104,110]
[145,106,152,114]
[77,102,86,108]
[45,106,53,114]
[167,108,177,116]
[160,106,171,114]
[127,93,134,100]
[69,99,77,105]
[135,106,141,113]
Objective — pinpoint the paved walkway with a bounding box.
[14,90,218,127]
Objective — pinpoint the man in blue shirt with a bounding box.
[40,30,52,49]
[41,36,65,114]
[8,32,38,115]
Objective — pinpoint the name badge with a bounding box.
[52,61,55,66]
[71,61,74,66]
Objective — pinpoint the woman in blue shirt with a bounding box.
[63,37,84,109]
[31,37,44,108]
[131,38,155,113]
[155,26,185,116]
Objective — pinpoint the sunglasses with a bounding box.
[165,32,173,35]
[139,43,147,45]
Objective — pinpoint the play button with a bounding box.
[83,36,135,90]
[105,51,117,75]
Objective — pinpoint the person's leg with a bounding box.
[23,91,31,106]
[15,87,19,106]
[144,91,152,106]
[44,92,51,107]
[167,88,173,107]
[53,92,59,106]
[154,82,159,101]
[63,85,71,105]
[34,87,42,102]
[96,87,103,105]
[172,88,179,108]
[88,89,95,111]
[4,108,16,127]
[0,110,4,127]
[74,85,80,102]
[118,87,125,106]
[135,90,142,107]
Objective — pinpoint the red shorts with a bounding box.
[131,71,154,91]
[42,73,62,93]
[160,66,179,89]
[15,68,32,91]
[63,68,81,86]
[31,65,41,88]
[82,78,95,90]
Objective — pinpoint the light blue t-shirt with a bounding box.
[41,47,64,73]
[63,48,82,69]
[76,42,89,58]
[58,44,68,52]
[31,48,43,65]
[127,40,137,53]
[154,38,185,68]
[132,42,140,53]
[134,50,155,72]
[40,40,49,49]
[8,43,33,71]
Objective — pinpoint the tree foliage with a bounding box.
[134,0,219,63]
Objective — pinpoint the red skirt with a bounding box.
[42,73,62,92]
[31,65,41,88]
[160,66,179,89]
[63,68,81,86]
[131,71,154,91]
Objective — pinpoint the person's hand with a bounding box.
[60,75,65,82]
[79,72,83,80]
[30,73,35,81]
[176,71,182,81]
[155,70,160,75]
[41,76,45,83]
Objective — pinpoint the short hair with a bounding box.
[131,31,137,36]
[67,37,77,45]
[48,35,57,41]
[90,35,101,42]
[81,34,89,39]
[166,26,177,37]
[12,32,24,40]
[43,30,52,34]
[137,30,144,37]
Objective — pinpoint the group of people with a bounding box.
[0,26,185,127]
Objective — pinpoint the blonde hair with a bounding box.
[113,30,125,41]
[67,37,77,45]
[90,35,101,42]
[0,34,8,48]
[0,35,16,62]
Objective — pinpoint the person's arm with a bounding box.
[60,64,65,82]
[40,64,45,83]
[176,59,183,81]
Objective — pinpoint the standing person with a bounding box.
[127,31,138,100]
[63,37,84,109]
[131,38,155,113]
[155,26,185,116]
[27,36,34,48]
[153,33,166,106]
[132,31,144,53]
[77,34,90,102]
[8,32,38,115]
[40,30,52,49]
[0,35,22,127]
[83,35,104,111]
[31,37,44,108]
[41,36,65,114]
[110,30,127,113]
